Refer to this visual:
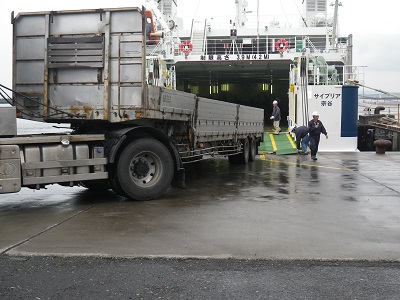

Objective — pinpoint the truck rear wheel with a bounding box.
[249,137,257,161]
[116,138,174,200]
[228,138,249,164]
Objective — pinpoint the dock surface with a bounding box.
[1,152,399,260]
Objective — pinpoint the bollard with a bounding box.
[373,139,392,154]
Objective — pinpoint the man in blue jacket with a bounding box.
[291,125,310,155]
[308,111,328,161]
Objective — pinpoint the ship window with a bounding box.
[221,84,229,92]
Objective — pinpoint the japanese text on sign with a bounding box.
[200,54,270,61]
[313,93,341,107]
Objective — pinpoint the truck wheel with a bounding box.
[248,137,256,161]
[228,138,249,164]
[241,138,250,164]
[108,166,128,197]
[116,138,174,200]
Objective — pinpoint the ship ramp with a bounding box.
[258,131,298,155]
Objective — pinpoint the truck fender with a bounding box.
[106,134,127,164]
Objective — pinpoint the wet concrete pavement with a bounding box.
[1,152,399,261]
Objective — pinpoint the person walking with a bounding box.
[291,125,310,155]
[270,100,281,134]
[308,111,328,161]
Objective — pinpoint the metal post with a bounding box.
[331,0,339,48]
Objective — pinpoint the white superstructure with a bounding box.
[147,0,362,151]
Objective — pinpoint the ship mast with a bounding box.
[330,0,342,47]
[235,0,249,28]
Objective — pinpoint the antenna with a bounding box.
[330,0,342,47]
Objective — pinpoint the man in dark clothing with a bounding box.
[270,100,281,134]
[308,111,328,161]
[291,125,310,155]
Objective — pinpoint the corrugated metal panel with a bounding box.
[48,36,104,68]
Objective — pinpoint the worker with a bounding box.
[291,125,310,155]
[308,111,328,161]
[270,100,281,134]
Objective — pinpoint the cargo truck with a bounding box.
[0,7,264,200]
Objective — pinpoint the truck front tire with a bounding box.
[115,138,174,200]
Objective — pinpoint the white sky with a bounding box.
[0,0,399,93]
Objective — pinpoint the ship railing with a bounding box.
[290,64,365,86]
[359,97,400,106]
[342,65,365,86]
[179,36,348,56]
[198,14,336,31]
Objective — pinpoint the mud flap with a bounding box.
[171,168,185,189]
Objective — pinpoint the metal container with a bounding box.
[13,8,144,124]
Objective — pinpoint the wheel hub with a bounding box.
[132,159,150,178]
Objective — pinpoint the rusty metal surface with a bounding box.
[0,134,104,145]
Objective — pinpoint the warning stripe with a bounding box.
[269,134,277,152]
[286,133,297,149]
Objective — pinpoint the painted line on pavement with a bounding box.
[263,158,353,171]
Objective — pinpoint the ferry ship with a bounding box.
[145,0,371,152]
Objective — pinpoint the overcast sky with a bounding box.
[0,0,399,93]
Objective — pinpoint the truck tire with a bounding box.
[115,138,174,200]
[108,168,128,197]
[249,137,257,161]
[228,138,249,164]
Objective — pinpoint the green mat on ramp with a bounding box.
[258,132,274,153]
[258,132,298,155]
